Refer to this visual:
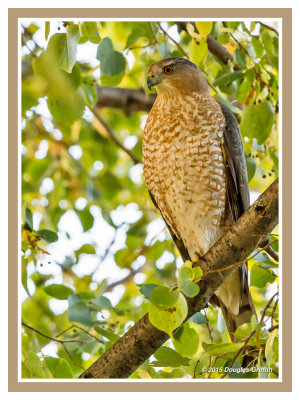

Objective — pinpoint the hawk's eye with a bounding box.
[163,65,174,74]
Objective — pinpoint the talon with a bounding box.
[192,251,204,263]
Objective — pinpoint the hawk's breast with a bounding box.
[143,92,227,258]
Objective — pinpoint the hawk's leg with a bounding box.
[192,251,204,263]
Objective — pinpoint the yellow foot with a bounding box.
[192,251,204,264]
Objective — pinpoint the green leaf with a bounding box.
[26,23,39,35]
[79,22,101,44]
[265,328,279,365]
[90,296,112,308]
[45,356,73,378]
[101,51,126,76]
[178,264,201,298]
[173,322,199,357]
[202,342,244,355]
[234,48,246,68]
[25,208,33,230]
[94,326,120,343]
[252,36,264,59]
[100,73,124,87]
[250,264,276,288]
[233,322,253,340]
[149,286,179,308]
[139,283,158,300]
[46,24,81,73]
[246,154,256,182]
[261,30,275,56]
[270,150,279,173]
[189,311,207,325]
[74,244,96,259]
[45,21,50,41]
[44,284,74,300]
[125,27,146,49]
[67,294,94,326]
[96,37,114,59]
[23,351,45,378]
[178,269,199,297]
[47,85,85,124]
[191,38,208,66]
[153,346,190,367]
[97,37,126,77]
[114,247,136,268]
[77,208,94,231]
[148,292,188,338]
[81,78,97,108]
[195,22,213,37]
[38,229,58,243]
[240,102,275,144]
[214,71,244,87]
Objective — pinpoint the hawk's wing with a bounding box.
[148,190,191,262]
[217,101,251,299]
[217,101,250,219]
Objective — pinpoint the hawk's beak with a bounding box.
[147,76,157,90]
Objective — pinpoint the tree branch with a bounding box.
[79,179,278,379]
[96,86,156,113]
[91,107,141,164]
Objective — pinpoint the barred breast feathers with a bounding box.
[143,93,227,257]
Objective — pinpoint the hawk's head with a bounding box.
[147,57,209,94]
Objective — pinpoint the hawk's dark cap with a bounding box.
[161,57,198,69]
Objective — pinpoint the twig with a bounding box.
[260,292,278,323]
[258,22,279,36]
[55,324,105,344]
[149,22,159,45]
[21,321,98,371]
[157,22,189,59]
[200,238,279,278]
[193,359,200,379]
[268,298,279,326]
[221,330,257,378]
[22,321,92,345]
[268,324,279,332]
[104,250,149,293]
[264,245,279,262]
[91,107,141,165]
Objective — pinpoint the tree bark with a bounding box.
[96,86,156,113]
[79,179,279,379]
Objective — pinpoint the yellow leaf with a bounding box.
[195,22,213,37]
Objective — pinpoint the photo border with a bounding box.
[9,8,292,392]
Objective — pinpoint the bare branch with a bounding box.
[91,107,141,165]
[157,22,189,59]
[258,22,279,36]
[264,245,279,262]
[96,86,156,113]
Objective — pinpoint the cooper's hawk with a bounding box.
[143,57,256,340]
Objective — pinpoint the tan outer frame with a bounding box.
[9,8,292,391]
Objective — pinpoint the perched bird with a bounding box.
[143,57,256,340]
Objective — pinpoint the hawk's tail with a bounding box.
[211,271,257,343]
[218,292,255,343]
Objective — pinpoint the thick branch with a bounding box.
[96,86,156,113]
[79,179,278,379]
